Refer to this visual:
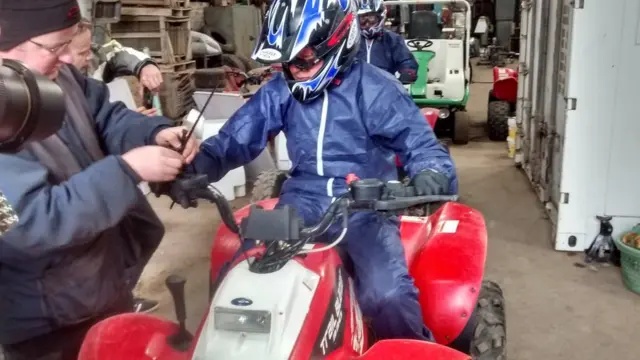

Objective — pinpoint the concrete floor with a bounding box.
[138,64,640,359]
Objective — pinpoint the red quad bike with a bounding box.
[78,175,506,360]
[487,67,518,141]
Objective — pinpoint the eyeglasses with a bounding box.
[29,39,73,56]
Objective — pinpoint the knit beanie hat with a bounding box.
[0,0,81,51]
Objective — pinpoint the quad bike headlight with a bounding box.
[439,108,451,119]
[213,307,272,334]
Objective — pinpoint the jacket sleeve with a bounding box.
[0,152,142,259]
[390,33,418,76]
[191,79,286,182]
[365,85,456,185]
[76,68,173,154]
[102,46,156,84]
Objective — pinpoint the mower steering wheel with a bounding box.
[406,39,434,52]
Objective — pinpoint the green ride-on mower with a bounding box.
[386,0,472,145]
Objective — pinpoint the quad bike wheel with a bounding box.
[470,280,507,360]
[251,169,289,202]
[487,97,510,142]
[452,111,470,145]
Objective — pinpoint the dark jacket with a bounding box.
[90,43,156,83]
[357,29,419,77]
[0,65,172,344]
[193,61,457,197]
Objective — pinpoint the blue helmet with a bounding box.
[252,0,361,102]
[357,0,386,39]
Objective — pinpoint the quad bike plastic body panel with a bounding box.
[403,203,487,344]
[356,340,470,360]
[192,259,322,359]
[209,200,486,350]
[77,313,194,360]
[492,66,518,104]
[79,199,486,360]
[78,316,469,360]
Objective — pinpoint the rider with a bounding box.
[356,0,418,83]
[191,0,458,342]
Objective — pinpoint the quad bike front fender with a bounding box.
[355,339,470,360]
[78,313,193,360]
[492,67,518,103]
[407,202,488,345]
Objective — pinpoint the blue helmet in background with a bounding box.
[252,0,361,102]
[357,0,386,39]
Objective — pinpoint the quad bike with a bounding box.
[487,66,518,141]
[386,0,473,145]
[79,174,506,360]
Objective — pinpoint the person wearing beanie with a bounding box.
[0,1,199,359]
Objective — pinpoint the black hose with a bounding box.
[300,196,349,238]
[204,186,241,234]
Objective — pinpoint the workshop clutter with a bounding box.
[110,0,196,119]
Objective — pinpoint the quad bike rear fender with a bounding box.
[401,202,488,345]
[355,339,470,360]
[492,66,518,104]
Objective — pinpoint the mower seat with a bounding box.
[408,10,442,39]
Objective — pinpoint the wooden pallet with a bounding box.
[121,6,192,17]
[159,72,196,119]
[110,15,192,63]
[121,0,190,7]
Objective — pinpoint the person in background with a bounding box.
[0,1,199,359]
[68,17,164,314]
[356,0,418,84]
[70,18,163,117]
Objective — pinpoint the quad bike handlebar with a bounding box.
[159,174,457,272]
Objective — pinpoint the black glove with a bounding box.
[410,170,450,196]
[398,70,416,84]
[149,173,211,209]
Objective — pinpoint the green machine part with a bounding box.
[409,51,436,98]
[409,50,469,107]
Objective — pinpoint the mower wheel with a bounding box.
[487,101,510,141]
[452,111,470,145]
[251,169,289,202]
[471,280,507,360]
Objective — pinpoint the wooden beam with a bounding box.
[121,7,171,16]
